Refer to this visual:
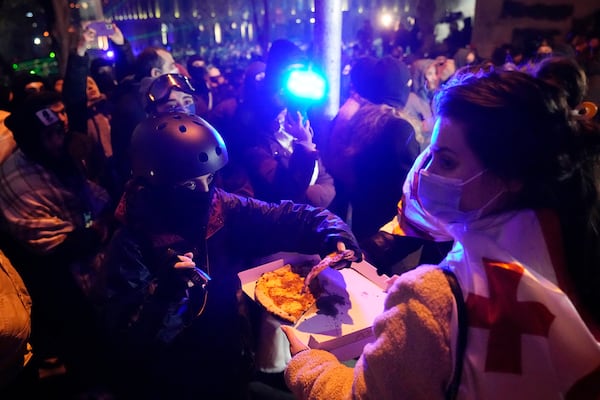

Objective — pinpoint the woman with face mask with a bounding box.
[281,69,600,399]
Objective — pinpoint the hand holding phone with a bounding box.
[85,21,115,36]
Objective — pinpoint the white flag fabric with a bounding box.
[442,210,600,399]
[381,145,452,241]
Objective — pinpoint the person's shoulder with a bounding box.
[388,265,452,301]
[214,187,265,207]
[212,186,245,209]
[1,149,27,173]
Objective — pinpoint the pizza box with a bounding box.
[239,252,389,370]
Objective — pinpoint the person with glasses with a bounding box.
[98,112,361,399]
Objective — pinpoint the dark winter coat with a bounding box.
[99,186,360,399]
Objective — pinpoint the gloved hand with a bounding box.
[335,241,359,263]
[303,241,359,290]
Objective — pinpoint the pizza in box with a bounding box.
[254,264,317,324]
[254,251,354,324]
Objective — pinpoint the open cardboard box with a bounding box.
[239,252,389,369]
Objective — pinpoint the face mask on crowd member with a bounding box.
[417,168,506,223]
[130,112,227,240]
[156,90,196,115]
[416,117,513,224]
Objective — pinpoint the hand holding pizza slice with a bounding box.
[303,242,356,291]
[254,242,359,324]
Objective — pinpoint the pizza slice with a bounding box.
[303,249,355,290]
[255,264,317,324]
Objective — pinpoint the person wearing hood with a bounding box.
[186,54,211,113]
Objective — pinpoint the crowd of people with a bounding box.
[0,16,599,400]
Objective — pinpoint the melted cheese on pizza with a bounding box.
[255,264,316,323]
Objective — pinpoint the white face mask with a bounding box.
[417,169,505,224]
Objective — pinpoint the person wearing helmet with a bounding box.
[143,72,253,198]
[98,112,361,399]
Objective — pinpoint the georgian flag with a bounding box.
[444,210,600,399]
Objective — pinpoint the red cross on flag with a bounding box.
[444,210,600,398]
[466,258,555,374]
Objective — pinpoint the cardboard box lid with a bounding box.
[239,254,389,362]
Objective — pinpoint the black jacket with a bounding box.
[99,187,360,399]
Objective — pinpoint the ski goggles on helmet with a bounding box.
[146,73,196,104]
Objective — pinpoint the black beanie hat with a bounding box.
[350,55,378,100]
[5,91,64,153]
[371,56,411,108]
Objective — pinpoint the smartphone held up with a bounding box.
[84,20,115,36]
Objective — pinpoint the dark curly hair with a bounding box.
[433,69,600,323]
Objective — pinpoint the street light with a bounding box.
[380,12,394,29]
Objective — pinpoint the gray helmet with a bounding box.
[131,112,228,186]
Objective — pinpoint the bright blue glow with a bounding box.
[285,69,326,101]
[106,50,115,59]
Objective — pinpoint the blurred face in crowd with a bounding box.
[41,101,69,159]
[97,65,114,76]
[155,88,196,115]
[24,81,45,95]
[155,49,179,76]
[465,51,476,64]
[54,79,64,94]
[86,76,102,101]
[207,67,225,89]
[425,63,440,91]
[191,59,206,69]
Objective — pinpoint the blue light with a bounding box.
[285,68,326,102]
[106,50,115,59]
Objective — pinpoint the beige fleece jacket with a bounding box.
[285,265,454,400]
